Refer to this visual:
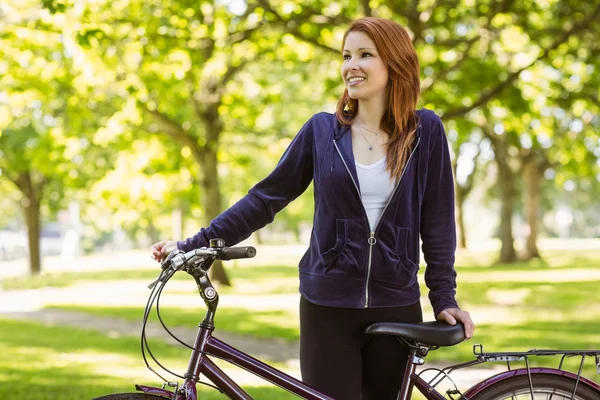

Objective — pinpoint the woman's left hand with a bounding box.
[437,308,475,339]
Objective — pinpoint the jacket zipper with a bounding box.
[372,135,422,232]
[334,130,421,308]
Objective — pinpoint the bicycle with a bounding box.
[94,239,600,400]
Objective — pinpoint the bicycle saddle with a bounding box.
[364,321,465,347]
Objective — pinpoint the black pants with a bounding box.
[299,297,423,400]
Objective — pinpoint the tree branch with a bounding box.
[462,142,482,193]
[139,101,205,161]
[229,21,263,44]
[421,35,479,96]
[443,6,600,120]
[220,58,253,88]
[185,69,205,122]
[257,0,344,54]
[583,93,600,109]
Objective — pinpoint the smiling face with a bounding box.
[341,31,390,102]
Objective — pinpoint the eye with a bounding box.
[362,52,372,58]
[343,54,350,60]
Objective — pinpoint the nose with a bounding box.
[347,56,359,71]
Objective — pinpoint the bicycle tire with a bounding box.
[468,373,600,400]
[92,393,168,400]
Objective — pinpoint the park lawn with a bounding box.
[1,264,299,293]
[46,304,301,342]
[4,244,599,291]
[0,318,300,400]
[41,259,600,352]
[4,244,600,393]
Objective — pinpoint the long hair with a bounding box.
[336,17,420,180]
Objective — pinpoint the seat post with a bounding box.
[397,347,419,400]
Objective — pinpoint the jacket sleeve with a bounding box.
[420,115,459,318]
[177,116,315,251]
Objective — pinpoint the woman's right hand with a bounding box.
[150,240,179,263]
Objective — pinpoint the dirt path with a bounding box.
[1,308,299,363]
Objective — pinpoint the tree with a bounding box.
[71,0,344,282]
[36,0,600,268]
[257,0,599,262]
[448,120,484,249]
[0,1,119,273]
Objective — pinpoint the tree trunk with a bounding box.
[451,139,481,250]
[171,207,183,241]
[24,195,42,275]
[522,157,544,260]
[146,219,160,246]
[455,187,468,249]
[201,108,231,286]
[490,137,518,264]
[16,172,44,275]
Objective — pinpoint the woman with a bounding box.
[151,17,474,400]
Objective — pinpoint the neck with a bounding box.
[355,92,389,129]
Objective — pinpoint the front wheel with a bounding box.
[469,374,600,400]
[93,393,168,400]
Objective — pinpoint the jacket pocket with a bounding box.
[372,221,418,288]
[320,219,347,266]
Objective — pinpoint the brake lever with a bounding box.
[148,270,166,290]
[148,250,185,289]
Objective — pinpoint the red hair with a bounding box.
[336,17,420,180]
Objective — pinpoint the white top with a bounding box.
[355,157,395,231]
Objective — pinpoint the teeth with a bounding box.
[348,77,365,82]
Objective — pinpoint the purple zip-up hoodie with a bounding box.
[178,108,459,317]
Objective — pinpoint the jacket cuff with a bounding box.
[177,238,199,252]
[432,298,459,319]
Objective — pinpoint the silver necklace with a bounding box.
[357,124,381,151]
[358,124,382,137]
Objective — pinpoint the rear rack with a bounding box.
[473,345,600,373]
[418,345,600,400]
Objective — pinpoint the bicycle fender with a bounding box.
[135,384,176,399]
[462,368,600,398]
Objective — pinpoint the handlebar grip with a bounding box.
[220,246,256,260]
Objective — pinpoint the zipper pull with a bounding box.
[368,231,376,246]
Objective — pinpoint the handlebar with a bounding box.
[219,246,256,260]
[150,240,256,290]
[161,243,256,271]
[163,240,255,312]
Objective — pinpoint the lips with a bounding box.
[347,76,366,86]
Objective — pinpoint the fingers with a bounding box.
[438,310,457,325]
[150,240,179,263]
[160,242,172,256]
[453,310,475,340]
[437,308,476,340]
[150,241,165,262]
[459,312,475,340]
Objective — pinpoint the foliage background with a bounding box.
[0,1,599,398]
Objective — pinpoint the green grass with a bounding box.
[0,318,301,399]
[456,280,600,310]
[0,269,180,291]
[47,304,301,342]
[3,243,600,397]
[1,265,299,292]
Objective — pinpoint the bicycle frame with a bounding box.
[137,322,333,400]
[134,248,460,400]
[130,245,600,400]
[134,324,462,400]
[134,341,600,400]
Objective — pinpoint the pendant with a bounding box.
[368,146,373,151]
